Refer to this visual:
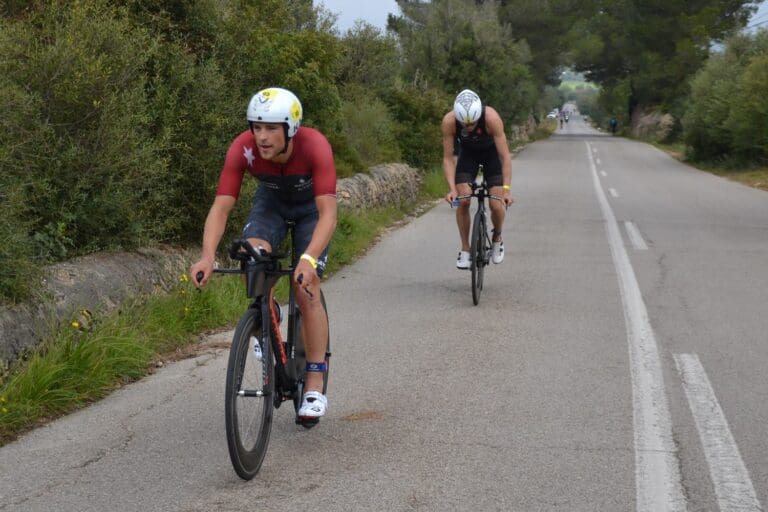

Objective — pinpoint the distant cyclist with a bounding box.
[190,87,336,419]
[442,89,513,269]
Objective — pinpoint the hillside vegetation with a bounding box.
[1,0,766,303]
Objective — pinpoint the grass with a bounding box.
[0,173,446,444]
[653,142,768,192]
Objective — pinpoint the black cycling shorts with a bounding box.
[455,146,503,187]
[242,186,329,276]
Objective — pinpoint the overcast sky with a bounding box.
[315,0,401,33]
[316,0,768,34]
[750,0,768,30]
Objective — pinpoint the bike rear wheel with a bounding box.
[292,291,330,427]
[225,308,274,480]
[470,209,486,305]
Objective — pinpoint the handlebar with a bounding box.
[454,183,506,205]
[195,239,290,286]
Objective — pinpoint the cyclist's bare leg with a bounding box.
[293,278,328,393]
[456,182,472,251]
[488,186,506,241]
[245,238,272,254]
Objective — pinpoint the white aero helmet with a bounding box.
[453,89,482,126]
[247,87,303,139]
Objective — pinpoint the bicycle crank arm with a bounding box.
[237,390,270,397]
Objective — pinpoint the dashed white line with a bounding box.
[601,171,608,178]
[624,221,648,250]
[609,187,619,198]
[586,142,685,512]
[674,353,762,511]
[597,157,602,165]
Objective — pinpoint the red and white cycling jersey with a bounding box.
[216,127,336,203]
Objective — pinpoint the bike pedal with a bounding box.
[296,416,320,429]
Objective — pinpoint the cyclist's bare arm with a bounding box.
[191,194,236,286]
[294,194,337,288]
[441,112,459,203]
[485,107,514,206]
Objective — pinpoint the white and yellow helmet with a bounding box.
[247,87,303,138]
[453,89,482,126]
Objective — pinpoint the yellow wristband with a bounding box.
[503,185,511,190]
[300,253,318,269]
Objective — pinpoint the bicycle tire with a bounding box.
[292,291,330,426]
[479,212,488,281]
[225,308,274,480]
[470,208,485,305]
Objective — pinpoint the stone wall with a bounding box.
[631,108,676,141]
[337,163,421,209]
[0,163,421,369]
[508,115,539,143]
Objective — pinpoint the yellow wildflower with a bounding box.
[179,274,189,282]
[71,321,80,329]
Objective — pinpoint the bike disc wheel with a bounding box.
[478,215,488,291]
[470,210,484,305]
[225,309,274,480]
[292,292,330,426]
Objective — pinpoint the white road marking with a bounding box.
[624,221,648,251]
[674,354,762,512]
[586,142,685,512]
[597,157,602,165]
[601,171,608,178]
[610,187,619,198]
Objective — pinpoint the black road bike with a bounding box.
[199,234,330,480]
[456,166,504,305]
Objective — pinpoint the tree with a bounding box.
[566,0,757,117]
[338,21,400,94]
[390,0,537,123]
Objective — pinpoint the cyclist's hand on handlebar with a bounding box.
[294,259,318,297]
[503,190,514,208]
[190,258,214,288]
[445,189,458,206]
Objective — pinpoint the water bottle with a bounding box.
[452,199,459,208]
[250,335,262,361]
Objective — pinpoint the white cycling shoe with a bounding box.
[298,391,327,418]
[456,251,471,269]
[491,241,504,264]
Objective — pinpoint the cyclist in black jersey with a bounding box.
[442,89,513,269]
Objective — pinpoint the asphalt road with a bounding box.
[2,113,767,511]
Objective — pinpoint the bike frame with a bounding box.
[214,240,302,404]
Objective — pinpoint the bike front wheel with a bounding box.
[470,209,486,305]
[225,308,274,480]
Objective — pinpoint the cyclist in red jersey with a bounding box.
[191,87,336,419]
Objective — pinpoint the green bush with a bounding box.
[683,51,738,160]
[384,81,451,171]
[0,0,362,302]
[338,86,401,170]
[725,53,768,162]
[683,31,768,163]
[1,1,161,257]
